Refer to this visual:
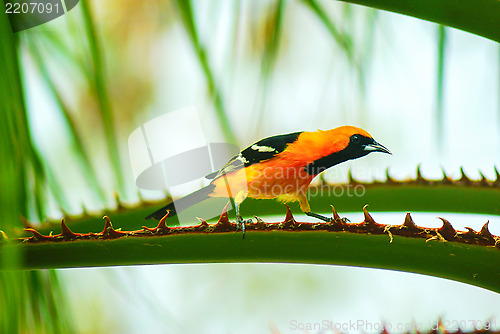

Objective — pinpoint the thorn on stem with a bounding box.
[385,168,394,183]
[416,165,424,181]
[217,202,231,226]
[196,217,208,227]
[479,221,495,242]
[330,205,342,224]
[114,192,126,210]
[282,205,296,228]
[440,168,452,184]
[61,219,78,239]
[437,217,456,240]
[362,205,377,226]
[100,216,126,239]
[459,167,471,185]
[403,212,418,230]
[24,228,49,241]
[157,212,170,231]
[101,215,113,233]
[347,169,357,184]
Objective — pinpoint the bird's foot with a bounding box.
[235,215,252,239]
[306,212,350,223]
[253,215,264,223]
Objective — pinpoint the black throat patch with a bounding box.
[304,139,370,176]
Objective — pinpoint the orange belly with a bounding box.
[209,160,314,202]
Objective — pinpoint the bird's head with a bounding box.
[300,125,391,176]
[278,125,391,176]
[328,125,391,158]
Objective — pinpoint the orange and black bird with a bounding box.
[145,125,391,224]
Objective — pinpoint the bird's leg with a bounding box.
[235,204,253,239]
[234,192,251,239]
[298,193,349,223]
[299,194,332,221]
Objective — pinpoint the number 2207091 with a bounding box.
[5,2,60,14]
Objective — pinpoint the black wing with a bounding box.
[207,131,303,180]
[241,131,303,165]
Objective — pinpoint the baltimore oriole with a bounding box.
[145,125,390,225]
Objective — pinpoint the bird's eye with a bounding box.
[351,134,360,143]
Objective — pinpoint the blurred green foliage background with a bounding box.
[1,0,499,332]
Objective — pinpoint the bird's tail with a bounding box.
[145,184,216,220]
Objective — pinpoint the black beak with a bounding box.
[363,141,391,155]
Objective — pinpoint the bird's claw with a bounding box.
[235,216,252,239]
[305,211,350,223]
[327,217,350,223]
[254,215,264,223]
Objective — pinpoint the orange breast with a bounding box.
[209,158,314,201]
[245,160,314,200]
